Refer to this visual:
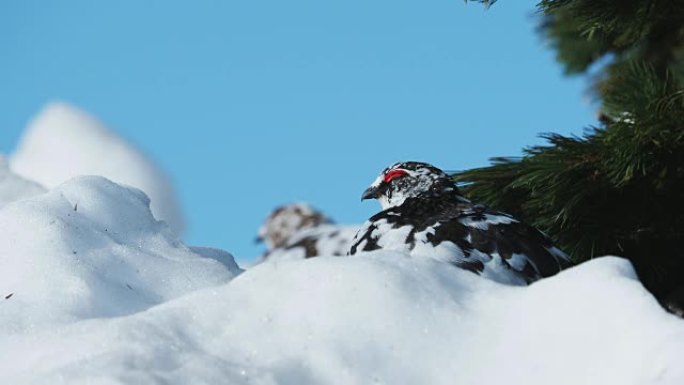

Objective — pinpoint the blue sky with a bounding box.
[0,0,595,262]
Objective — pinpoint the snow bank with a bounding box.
[1,248,682,384]
[0,176,239,334]
[10,102,184,235]
[0,155,45,207]
[3,105,680,385]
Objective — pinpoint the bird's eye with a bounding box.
[383,169,408,183]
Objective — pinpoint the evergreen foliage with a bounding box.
[457,1,684,305]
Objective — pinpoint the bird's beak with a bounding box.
[361,185,380,201]
[254,235,263,244]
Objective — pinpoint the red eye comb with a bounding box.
[383,169,408,183]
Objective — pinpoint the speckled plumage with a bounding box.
[350,161,571,284]
[258,203,357,261]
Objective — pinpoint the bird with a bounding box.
[349,161,572,284]
[257,203,358,261]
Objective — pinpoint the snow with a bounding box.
[2,199,683,385]
[0,155,46,207]
[1,112,683,384]
[0,176,240,334]
[10,102,184,235]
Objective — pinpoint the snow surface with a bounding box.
[0,176,240,334]
[0,155,46,207]
[2,200,683,385]
[2,126,683,384]
[10,102,184,235]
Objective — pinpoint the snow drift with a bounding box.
[10,102,184,235]
[0,176,240,334]
[0,150,682,385]
[2,246,683,383]
[0,155,45,207]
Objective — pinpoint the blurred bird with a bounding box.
[257,203,357,261]
[350,161,572,284]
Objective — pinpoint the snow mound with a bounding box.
[190,246,242,273]
[0,176,239,334]
[2,252,682,384]
[10,102,184,235]
[0,155,46,207]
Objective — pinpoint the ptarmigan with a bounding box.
[349,161,572,284]
[257,203,358,261]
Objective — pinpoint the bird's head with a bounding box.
[361,161,457,209]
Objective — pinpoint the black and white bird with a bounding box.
[257,203,358,261]
[349,161,572,284]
